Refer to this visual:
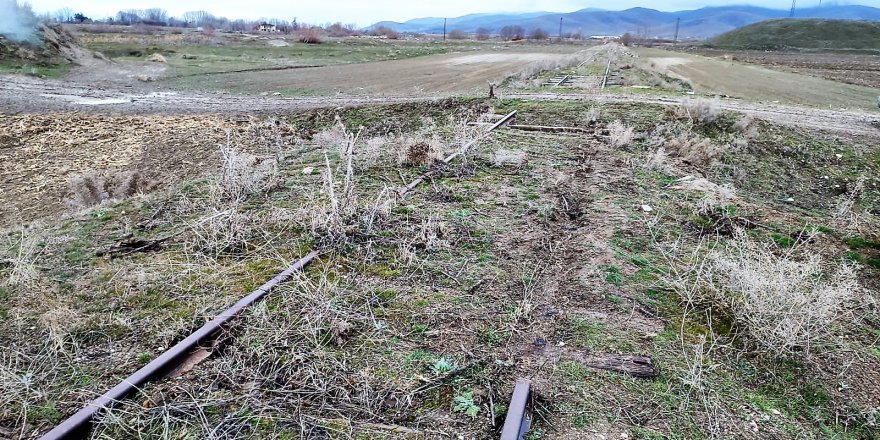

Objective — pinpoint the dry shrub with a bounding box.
[666,133,728,168]
[296,27,323,44]
[394,135,444,166]
[831,175,869,235]
[643,147,671,172]
[608,121,634,148]
[732,115,758,139]
[68,170,145,208]
[672,177,737,214]
[709,232,865,355]
[189,209,257,256]
[489,149,527,167]
[680,98,719,124]
[145,53,166,63]
[213,142,278,203]
[585,106,601,125]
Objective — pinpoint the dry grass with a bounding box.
[488,149,527,167]
[1,228,42,287]
[672,177,737,214]
[608,121,635,148]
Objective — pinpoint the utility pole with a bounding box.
[790,0,797,17]
[559,17,563,41]
[443,18,447,40]
[673,17,680,44]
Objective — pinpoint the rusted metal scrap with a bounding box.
[500,379,532,440]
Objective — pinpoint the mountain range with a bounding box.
[370,5,880,39]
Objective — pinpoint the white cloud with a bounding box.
[25,0,869,26]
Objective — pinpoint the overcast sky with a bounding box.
[25,0,876,26]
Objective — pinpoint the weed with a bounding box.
[431,357,454,375]
[453,391,479,418]
[680,98,719,124]
[604,265,623,285]
[609,121,635,148]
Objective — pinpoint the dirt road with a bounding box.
[3,73,877,138]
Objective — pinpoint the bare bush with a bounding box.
[666,133,728,168]
[831,175,868,235]
[68,170,145,208]
[213,142,278,203]
[642,147,671,172]
[585,106,601,125]
[732,115,757,139]
[681,98,720,124]
[296,27,323,44]
[189,209,256,256]
[709,232,864,355]
[393,135,444,166]
[608,121,635,148]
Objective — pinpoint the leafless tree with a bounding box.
[53,7,74,23]
[182,10,212,27]
[529,28,549,40]
[475,27,491,40]
[448,29,466,40]
[499,25,524,40]
[143,8,168,25]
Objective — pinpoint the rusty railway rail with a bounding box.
[40,251,319,440]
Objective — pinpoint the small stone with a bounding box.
[641,204,653,212]
[785,197,794,202]
[620,434,629,439]
[302,167,314,175]
[272,92,282,96]
[835,154,843,159]
[534,337,546,347]
[770,409,781,416]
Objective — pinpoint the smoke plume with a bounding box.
[0,0,40,44]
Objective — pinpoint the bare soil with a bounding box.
[636,47,880,112]
[687,48,880,89]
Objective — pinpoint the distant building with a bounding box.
[256,22,278,33]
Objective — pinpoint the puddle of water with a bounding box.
[40,93,130,105]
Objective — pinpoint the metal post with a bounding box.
[443,18,447,40]
[790,0,797,17]
[559,17,563,41]
[673,17,680,44]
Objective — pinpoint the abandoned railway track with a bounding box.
[39,111,519,440]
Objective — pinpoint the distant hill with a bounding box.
[370,5,880,39]
[707,19,880,50]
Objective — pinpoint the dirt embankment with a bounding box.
[0,113,298,227]
[0,24,100,65]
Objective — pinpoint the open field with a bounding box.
[634,47,880,111]
[685,48,880,89]
[2,30,880,440]
[76,30,483,79]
